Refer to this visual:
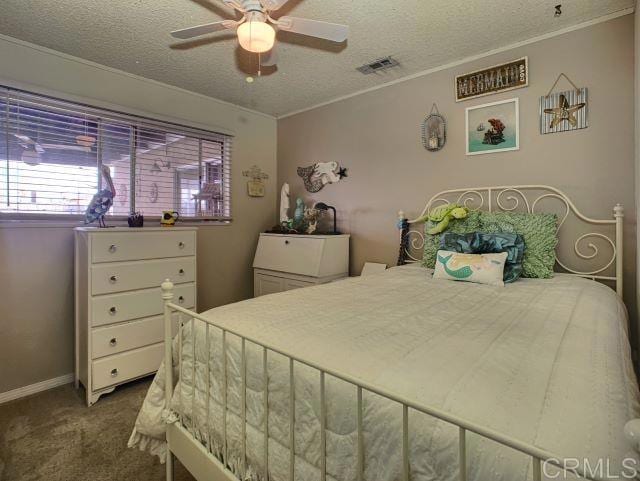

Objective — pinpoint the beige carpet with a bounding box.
[0,378,195,481]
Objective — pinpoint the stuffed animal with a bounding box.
[423,203,469,235]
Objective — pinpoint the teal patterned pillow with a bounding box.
[441,232,525,283]
[422,210,481,268]
[479,212,558,278]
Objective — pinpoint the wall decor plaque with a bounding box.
[242,165,269,197]
[539,73,588,134]
[455,57,528,102]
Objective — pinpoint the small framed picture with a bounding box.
[465,98,519,156]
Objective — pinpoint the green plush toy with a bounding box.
[421,203,469,235]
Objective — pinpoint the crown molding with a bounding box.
[278,7,634,120]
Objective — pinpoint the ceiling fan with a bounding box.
[171,0,349,67]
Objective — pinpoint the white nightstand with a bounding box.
[252,233,350,296]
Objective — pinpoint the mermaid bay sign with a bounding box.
[455,57,528,102]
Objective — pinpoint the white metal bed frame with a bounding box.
[397,185,624,296]
[159,186,633,481]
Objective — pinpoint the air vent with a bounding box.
[356,56,400,75]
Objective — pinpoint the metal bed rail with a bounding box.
[161,279,614,481]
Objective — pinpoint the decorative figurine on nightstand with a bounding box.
[85,165,115,228]
[291,197,308,232]
[280,183,291,225]
[304,206,324,234]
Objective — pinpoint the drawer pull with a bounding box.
[178,241,185,249]
[110,368,118,377]
[179,269,185,275]
[108,244,117,253]
[285,240,290,245]
[109,275,118,283]
[109,306,117,315]
[178,296,185,304]
[109,338,117,347]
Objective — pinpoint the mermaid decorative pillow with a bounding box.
[433,250,508,287]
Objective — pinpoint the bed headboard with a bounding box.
[397,185,624,297]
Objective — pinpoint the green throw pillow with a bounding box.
[422,210,481,268]
[479,212,558,278]
[440,232,525,283]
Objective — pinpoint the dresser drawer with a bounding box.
[92,343,164,390]
[91,314,180,359]
[253,235,325,276]
[91,231,196,263]
[91,257,195,295]
[91,283,195,327]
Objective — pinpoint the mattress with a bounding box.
[129,265,640,481]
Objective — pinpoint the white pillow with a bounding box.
[433,250,508,287]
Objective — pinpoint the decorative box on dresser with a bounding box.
[253,233,349,296]
[74,227,197,406]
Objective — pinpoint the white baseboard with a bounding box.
[0,373,74,404]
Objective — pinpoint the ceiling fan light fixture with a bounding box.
[237,18,275,53]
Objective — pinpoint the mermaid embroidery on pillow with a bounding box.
[434,250,508,286]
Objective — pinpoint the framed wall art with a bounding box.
[465,98,519,156]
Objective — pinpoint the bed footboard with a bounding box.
[160,279,628,481]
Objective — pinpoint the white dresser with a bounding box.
[253,233,349,296]
[74,227,197,406]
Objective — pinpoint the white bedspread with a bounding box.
[129,266,640,481]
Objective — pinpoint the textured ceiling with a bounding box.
[0,0,633,116]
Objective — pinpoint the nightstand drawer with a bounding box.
[91,231,195,263]
[284,278,314,291]
[91,314,180,359]
[91,283,195,327]
[91,257,195,295]
[253,235,324,276]
[92,343,164,390]
[254,273,285,297]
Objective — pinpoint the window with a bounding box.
[0,86,232,220]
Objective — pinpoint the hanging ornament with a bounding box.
[421,103,446,152]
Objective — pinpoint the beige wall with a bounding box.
[278,16,638,347]
[0,37,277,393]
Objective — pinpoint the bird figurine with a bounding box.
[85,164,116,227]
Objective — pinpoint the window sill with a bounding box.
[0,218,232,229]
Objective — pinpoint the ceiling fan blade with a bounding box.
[261,44,278,67]
[261,0,292,11]
[222,0,245,11]
[171,20,236,40]
[277,16,348,42]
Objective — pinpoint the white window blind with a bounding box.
[0,86,233,221]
